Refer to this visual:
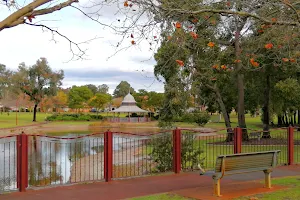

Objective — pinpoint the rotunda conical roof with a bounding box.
[122,93,136,103]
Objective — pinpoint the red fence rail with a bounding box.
[0,126,299,193]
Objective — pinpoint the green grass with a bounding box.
[130,193,193,200]
[0,112,51,128]
[235,176,300,200]
[205,113,264,130]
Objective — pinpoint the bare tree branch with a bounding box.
[24,22,86,61]
[0,0,78,31]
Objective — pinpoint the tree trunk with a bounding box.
[205,84,233,141]
[33,104,38,122]
[215,87,233,141]
[281,115,285,125]
[294,112,296,125]
[277,115,282,127]
[285,113,289,126]
[262,75,271,138]
[235,26,248,141]
[298,110,300,125]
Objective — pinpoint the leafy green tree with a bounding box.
[113,81,135,98]
[0,64,12,100]
[98,84,109,94]
[68,86,93,110]
[13,58,64,121]
[85,84,98,95]
[146,92,164,112]
[273,78,300,126]
[88,93,112,114]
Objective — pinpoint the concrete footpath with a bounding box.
[2,165,300,200]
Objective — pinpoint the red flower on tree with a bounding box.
[212,65,218,69]
[282,58,289,62]
[264,43,273,49]
[221,65,227,70]
[207,42,215,47]
[175,22,181,29]
[250,58,259,67]
[190,32,198,39]
[176,60,184,67]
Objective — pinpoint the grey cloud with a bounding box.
[63,69,164,92]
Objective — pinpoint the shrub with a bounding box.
[150,133,205,172]
[150,133,173,172]
[193,111,210,127]
[45,113,104,121]
[181,111,210,127]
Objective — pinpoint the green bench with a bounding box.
[212,150,281,196]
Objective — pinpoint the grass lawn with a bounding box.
[0,111,275,130]
[0,112,51,128]
[235,176,300,200]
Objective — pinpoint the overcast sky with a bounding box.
[0,2,164,94]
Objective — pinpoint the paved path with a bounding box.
[2,165,299,200]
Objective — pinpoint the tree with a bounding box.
[112,97,123,108]
[13,58,64,121]
[0,0,111,59]
[68,86,93,110]
[0,64,12,100]
[85,84,98,95]
[98,84,109,94]
[88,93,111,114]
[53,90,68,111]
[146,92,164,112]
[153,26,236,137]
[113,81,135,98]
[273,78,300,126]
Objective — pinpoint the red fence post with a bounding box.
[234,128,242,154]
[173,128,181,174]
[17,132,28,192]
[104,130,113,182]
[288,126,294,165]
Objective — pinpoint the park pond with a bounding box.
[0,129,165,192]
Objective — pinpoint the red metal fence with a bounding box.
[0,127,299,193]
[0,135,18,192]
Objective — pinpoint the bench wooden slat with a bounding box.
[215,151,277,173]
[212,150,281,197]
[215,157,274,171]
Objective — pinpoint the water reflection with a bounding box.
[0,133,144,191]
[0,138,17,191]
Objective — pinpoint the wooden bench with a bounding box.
[212,150,281,197]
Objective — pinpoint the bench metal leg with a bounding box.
[213,179,221,197]
[263,169,272,189]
